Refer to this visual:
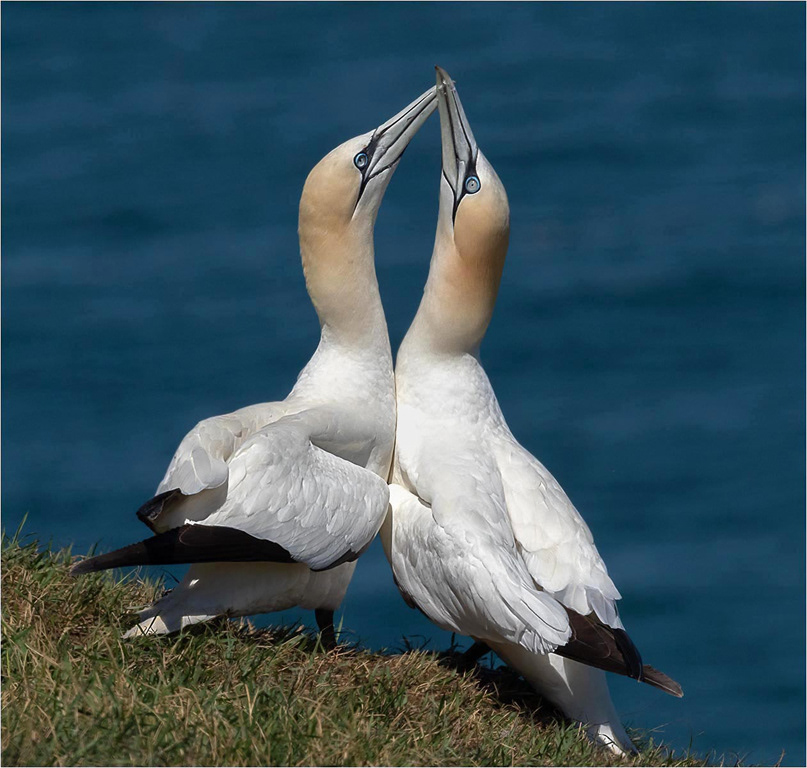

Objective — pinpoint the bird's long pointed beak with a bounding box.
[435,66,478,203]
[365,86,437,177]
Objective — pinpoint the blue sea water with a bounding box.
[3,3,804,765]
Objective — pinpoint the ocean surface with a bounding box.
[3,3,804,765]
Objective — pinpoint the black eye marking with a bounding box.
[352,134,391,211]
[448,164,482,222]
[352,139,376,211]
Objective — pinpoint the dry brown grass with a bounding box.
[2,534,709,766]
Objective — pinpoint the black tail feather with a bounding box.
[69,524,298,576]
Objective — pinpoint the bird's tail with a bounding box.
[586,721,636,756]
[487,640,637,756]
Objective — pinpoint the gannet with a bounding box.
[381,67,682,754]
[72,87,438,647]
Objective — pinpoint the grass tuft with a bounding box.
[2,533,710,766]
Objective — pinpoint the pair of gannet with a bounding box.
[72,67,681,754]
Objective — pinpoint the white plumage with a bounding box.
[382,67,680,755]
[188,412,390,570]
[73,87,438,645]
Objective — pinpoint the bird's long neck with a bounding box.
[401,213,505,360]
[299,215,389,354]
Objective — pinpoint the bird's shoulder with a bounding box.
[157,401,289,496]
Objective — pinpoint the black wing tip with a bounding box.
[609,628,686,697]
[68,524,305,574]
[613,628,684,697]
[70,523,365,576]
[136,489,184,530]
[69,559,96,576]
[643,664,685,698]
[613,627,644,681]
[69,538,152,576]
[310,539,374,572]
[559,609,684,697]
[69,551,141,577]
[309,549,360,572]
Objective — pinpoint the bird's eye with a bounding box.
[354,152,369,170]
[464,175,481,194]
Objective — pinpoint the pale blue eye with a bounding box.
[465,175,480,194]
[354,152,369,170]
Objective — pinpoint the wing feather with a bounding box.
[141,404,285,533]
[70,524,297,575]
[388,484,570,655]
[85,410,389,575]
[198,421,390,571]
[494,438,623,627]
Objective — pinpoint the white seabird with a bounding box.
[381,67,682,754]
[72,86,438,647]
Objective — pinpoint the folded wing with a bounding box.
[494,438,623,628]
[201,420,390,571]
[72,416,389,576]
[389,483,571,655]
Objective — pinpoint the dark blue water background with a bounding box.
[3,3,804,765]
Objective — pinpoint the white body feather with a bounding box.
[384,349,633,753]
[122,86,439,637]
[127,329,395,637]
[382,69,635,755]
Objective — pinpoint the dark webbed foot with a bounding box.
[458,640,491,670]
[315,608,337,651]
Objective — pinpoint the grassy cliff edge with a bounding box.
[1,535,708,767]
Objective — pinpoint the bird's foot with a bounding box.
[315,608,337,651]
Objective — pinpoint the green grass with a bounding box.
[1,533,710,767]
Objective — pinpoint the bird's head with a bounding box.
[436,66,509,271]
[299,87,437,239]
[427,66,510,352]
